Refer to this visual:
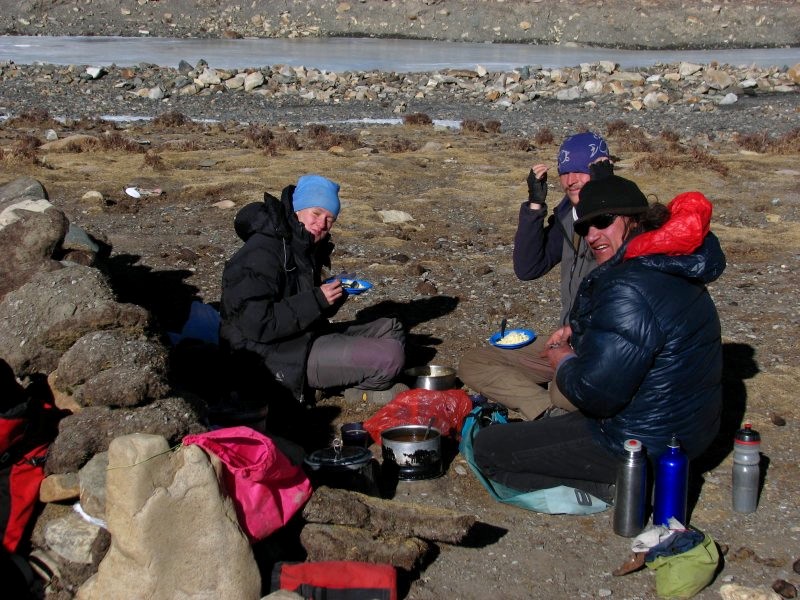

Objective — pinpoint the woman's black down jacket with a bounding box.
[556,232,726,460]
[219,186,340,401]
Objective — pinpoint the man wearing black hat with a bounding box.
[458,132,612,420]
[473,175,724,503]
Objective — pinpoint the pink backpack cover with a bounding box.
[184,426,312,541]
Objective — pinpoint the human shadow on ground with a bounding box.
[354,296,459,366]
[688,342,759,517]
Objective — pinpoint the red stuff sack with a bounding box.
[1,398,61,554]
[271,561,397,600]
[183,426,312,542]
[363,388,473,446]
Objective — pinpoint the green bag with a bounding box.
[646,533,719,598]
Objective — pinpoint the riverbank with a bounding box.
[4,0,800,49]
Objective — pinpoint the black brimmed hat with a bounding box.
[575,175,649,225]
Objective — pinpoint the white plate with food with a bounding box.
[489,328,536,349]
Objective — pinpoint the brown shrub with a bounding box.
[6,108,60,128]
[383,137,419,153]
[305,124,330,139]
[152,111,193,129]
[402,112,433,126]
[4,134,41,164]
[772,127,800,153]
[509,138,533,152]
[485,120,502,134]
[689,147,729,176]
[461,119,486,133]
[633,152,681,171]
[606,119,629,136]
[63,137,100,152]
[735,132,770,153]
[72,116,111,131]
[303,125,359,150]
[660,130,680,143]
[274,132,300,151]
[533,128,554,145]
[736,128,800,154]
[99,132,145,153]
[245,125,274,148]
[142,151,166,171]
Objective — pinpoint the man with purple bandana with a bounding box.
[457,132,612,420]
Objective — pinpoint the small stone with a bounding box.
[718,93,739,105]
[213,200,236,209]
[598,589,612,598]
[414,280,438,296]
[44,129,58,141]
[771,413,787,426]
[793,557,800,574]
[773,580,797,599]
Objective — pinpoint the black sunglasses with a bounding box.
[574,213,618,237]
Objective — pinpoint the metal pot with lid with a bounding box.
[304,439,379,496]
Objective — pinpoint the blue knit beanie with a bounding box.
[292,174,341,217]
[557,132,610,175]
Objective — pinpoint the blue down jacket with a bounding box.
[219,186,340,401]
[556,192,725,460]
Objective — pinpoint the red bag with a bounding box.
[1,399,61,553]
[271,561,397,600]
[183,426,312,542]
[363,388,473,446]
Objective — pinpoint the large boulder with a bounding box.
[0,264,150,376]
[54,330,170,408]
[45,396,206,474]
[76,434,260,600]
[0,177,69,299]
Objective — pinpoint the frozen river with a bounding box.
[2,35,798,72]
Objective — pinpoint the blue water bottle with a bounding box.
[652,434,689,526]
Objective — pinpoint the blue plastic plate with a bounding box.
[489,328,536,349]
[339,278,373,295]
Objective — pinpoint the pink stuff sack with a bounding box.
[183,426,312,542]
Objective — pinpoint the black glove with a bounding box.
[527,169,547,205]
[589,160,614,180]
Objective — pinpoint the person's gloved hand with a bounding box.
[527,167,548,205]
[589,159,614,180]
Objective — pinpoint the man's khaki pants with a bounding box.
[457,336,577,420]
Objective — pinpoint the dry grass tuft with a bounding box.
[533,128,554,146]
[100,132,146,153]
[508,138,533,152]
[142,151,166,170]
[244,125,274,149]
[303,124,359,150]
[461,119,487,133]
[5,108,60,128]
[382,137,419,153]
[736,128,800,154]
[485,120,502,134]
[660,130,680,143]
[402,112,433,126]
[151,111,193,129]
[634,146,729,176]
[606,119,629,136]
[72,116,111,131]
[2,134,42,164]
[689,147,729,176]
[634,152,681,171]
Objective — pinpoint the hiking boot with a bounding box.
[343,382,409,405]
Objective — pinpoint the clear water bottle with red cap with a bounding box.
[732,423,761,513]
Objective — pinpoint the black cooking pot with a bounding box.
[304,444,379,496]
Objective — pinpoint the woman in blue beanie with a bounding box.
[219,174,407,422]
